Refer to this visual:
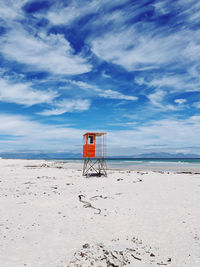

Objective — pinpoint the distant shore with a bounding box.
[0,159,200,266]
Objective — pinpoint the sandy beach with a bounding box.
[0,159,200,267]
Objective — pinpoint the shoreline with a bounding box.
[57,159,200,173]
[1,158,200,173]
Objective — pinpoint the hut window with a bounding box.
[83,136,86,145]
[88,135,94,144]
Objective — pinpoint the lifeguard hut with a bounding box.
[83,132,107,176]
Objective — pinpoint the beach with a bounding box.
[0,159,200,267]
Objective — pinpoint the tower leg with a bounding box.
[82,158,107,177]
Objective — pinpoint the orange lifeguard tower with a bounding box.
[83,132,107,176]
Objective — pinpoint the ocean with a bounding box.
[60,158,200,172]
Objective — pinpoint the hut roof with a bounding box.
[83,132,106,136]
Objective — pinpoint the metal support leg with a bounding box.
[82,158,107,177]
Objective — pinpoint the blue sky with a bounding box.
[0,0,200,156]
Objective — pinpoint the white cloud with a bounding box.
[0,27,91,75]
[176,0,200,25]
[148,90,166,108]
[89,4,200,74]
[46,0,129,26]
[39,99,90,116]
[0,114,85,151]
[174,98,187,105]
[109,122,137,126]
[99,89,137,100]
[90,27,185,71]
[107,116,200,155]
[135,74,200,94]
[46,1,95,25]
[0,112,200,155]
[65,80,137,101]
[153,2,169,15]
[193,102,200,109]
[0,0,26,23]
[1,113,200,155]
[147,90,177,111]
[145,76,185,88]
[0,78,58,106]
[102,71,111,79]
[65,80,96,91]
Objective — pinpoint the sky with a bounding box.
[0,0,200,156]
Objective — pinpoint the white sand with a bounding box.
[0,159,200,267]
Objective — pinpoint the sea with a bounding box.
[60,158,200,172]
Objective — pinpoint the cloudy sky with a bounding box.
[0,0,200,156]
